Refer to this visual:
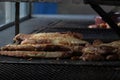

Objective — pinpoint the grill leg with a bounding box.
[15,2,20,36]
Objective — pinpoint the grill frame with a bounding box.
[0,59,120,80]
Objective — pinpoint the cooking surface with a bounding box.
[0,1,120,80]
[0,21,120,66]
[0,55,120,66]
[33,20,119,42]
[0,20,120,64]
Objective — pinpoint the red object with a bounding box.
[95,16,105,25]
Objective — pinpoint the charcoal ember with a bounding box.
[116,48,120,59]
[82,45,105,55]
[99,46,118,54]
[106,54,119,60]
[70,46,83,52]
[80,53,105,61]
[92,39,103,46]
[81,44,118,61]
[71,56,80,60]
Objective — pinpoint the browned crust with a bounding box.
[13,33,32,42]
[80,43,119,61]
[13,32,83,40]
[82,45,118,55]
[1,44,83,53]
[92,39,103,46]
[80,53,105,61]
[20,39,88,46]
[64,32,83,39]
[99,40,120,48]
[0,51,72,58]
[1,44,71,51]
[13,32,85,45]
[21,39,51,45]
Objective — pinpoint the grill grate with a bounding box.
[35,21,119,42]
[0,63,120,80]
[0,21,120,80]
